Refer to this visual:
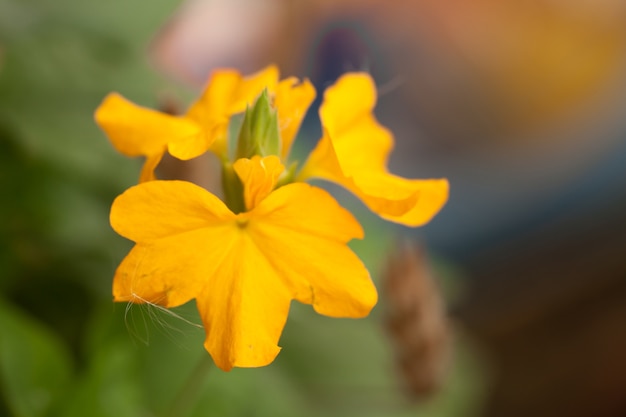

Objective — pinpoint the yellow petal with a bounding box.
[196,231,291,371]
[94,92,203,158]
[233,155,285,210]
[227,65,280,114]
[113,227,230,308]
[351,172,450,226]
[298,74,393,179]
[138,152,163,183]
[166,126,214,161]
[300,73,449,226]
[186,65,280,157]
[111,182,237,308]
[110,180,234,242]
[319,74,392,172]
[274,77,316,159]
[299,130,420,218]
[249,183,377,317]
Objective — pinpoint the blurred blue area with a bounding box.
[418,114,626,262]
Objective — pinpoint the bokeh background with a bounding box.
[2,0,626,416]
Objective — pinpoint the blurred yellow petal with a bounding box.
[300,73,448,226]
[186,65,280,156]
[227,65,280,114]
[233,155,285,210]
[96,67,279,173]
[95,93,203,158]
[351,172,450,226]
[95,93,205,181]
[274,77,316,159]
[138,153,163,183]
[166,127,214,161]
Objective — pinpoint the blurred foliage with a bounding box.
[0,0,484,416]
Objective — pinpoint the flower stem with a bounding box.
[164,353,213,417]
[222,162,246,214]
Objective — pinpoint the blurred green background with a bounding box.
[0,1,483,416]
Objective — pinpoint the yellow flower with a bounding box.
[111,156,376,371]
[298,73,449,226]
[99,66,448,371]
[94,65,279,182]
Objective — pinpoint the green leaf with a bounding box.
[59,342,145,417]
[0,298,73,417]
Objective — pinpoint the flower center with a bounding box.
[235,216,250,229]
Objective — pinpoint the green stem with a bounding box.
[221,162,246,214]
[164,354,214,417]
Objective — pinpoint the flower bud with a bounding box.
[235,89,280,159]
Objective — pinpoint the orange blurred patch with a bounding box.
[152,0,626,142]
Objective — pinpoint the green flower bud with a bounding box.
[235,89,281,159]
